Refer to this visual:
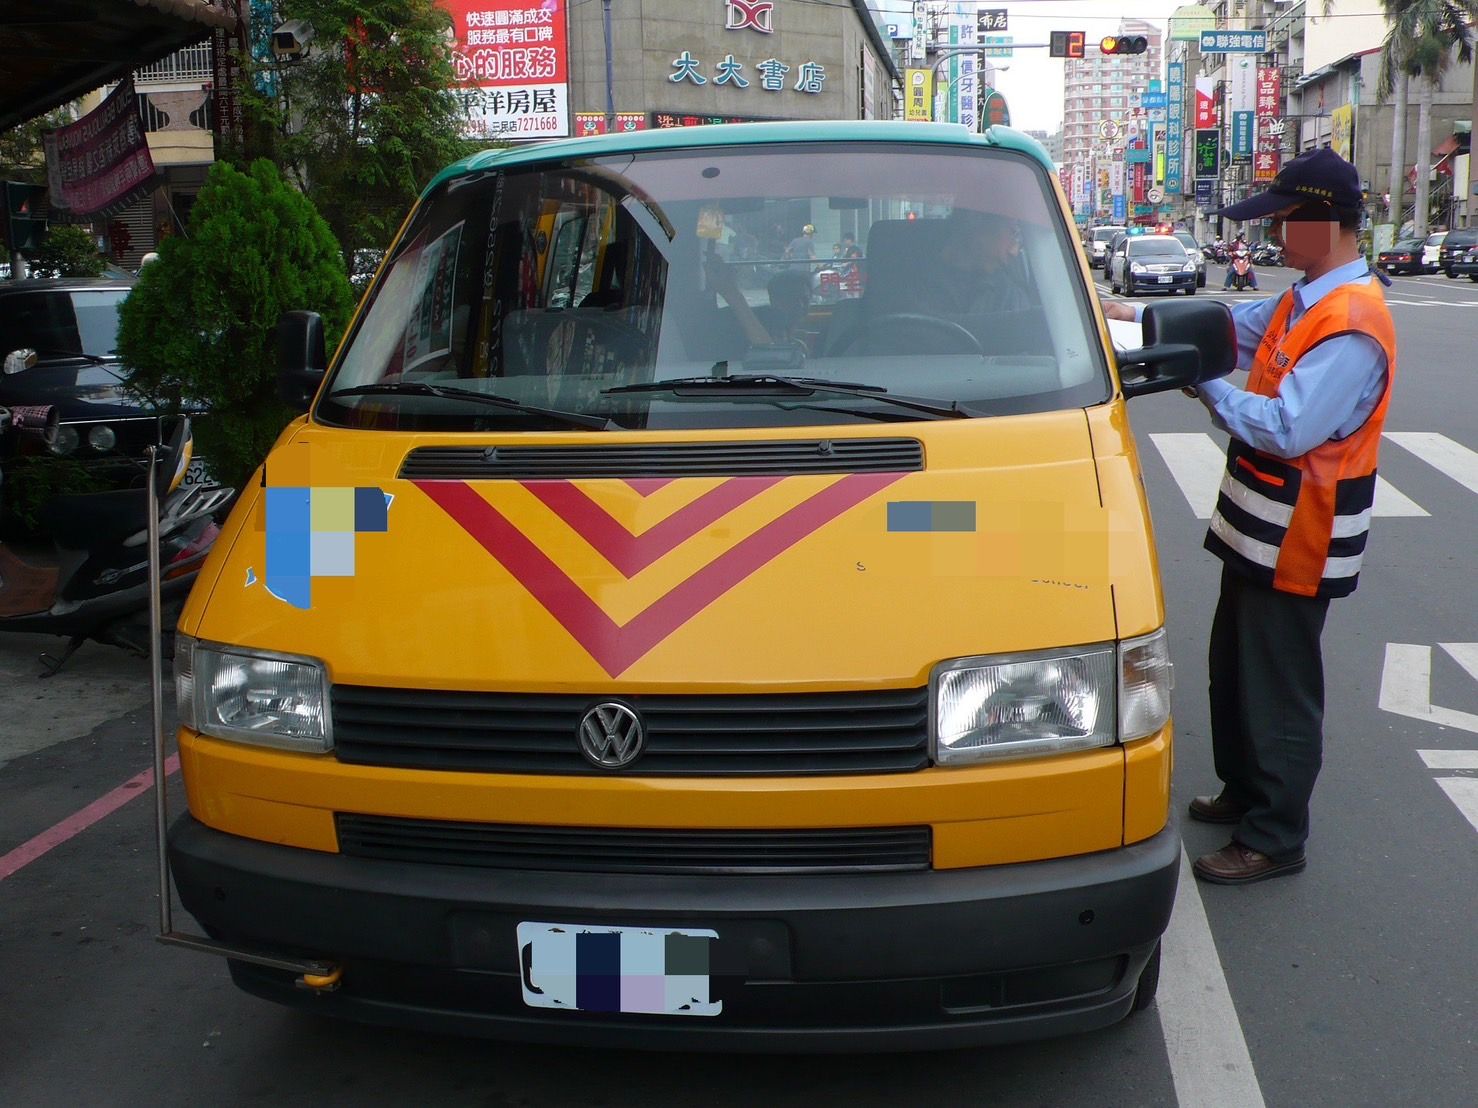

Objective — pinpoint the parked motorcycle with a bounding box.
[1203,239,1229,265]
[1228,247,1256,291]
[1252,241,1284,267]
[0,409,232,674]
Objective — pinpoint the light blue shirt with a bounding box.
[1196,258,1389,459]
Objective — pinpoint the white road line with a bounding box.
[1418,750,1478,769]
[1148,433,1428,519]
[1378,644,1478,733]
[1384,433,1478,497]
[1157,848,1267,1108]
[1432,779,1478,834]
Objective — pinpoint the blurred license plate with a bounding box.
[1157,275,1173,283]
[182,458,214,487]
[517,922,721,1017]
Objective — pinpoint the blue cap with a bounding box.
[1213,147,1362,220]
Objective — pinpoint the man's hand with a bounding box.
[1101,300,1137,322]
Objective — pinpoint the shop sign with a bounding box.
[446,0,570,141]
[1193,128,1220,179]
[1199,30,1267,54]
[669,52,826,93]
[1194,77,1217,129]
[724,0,774,34]
[574,113,648,136]
[905,69,933,122]
[648,112,783,129]
[1165,62,1186,196]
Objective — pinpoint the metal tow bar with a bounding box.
[146,439,343,993]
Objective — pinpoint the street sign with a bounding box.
[1199,30,1267,54]
[977,8,1008,34]
[1147,187,1165,203]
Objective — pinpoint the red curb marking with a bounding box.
[0,753,180,881]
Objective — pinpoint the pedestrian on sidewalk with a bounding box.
[1103,147,1397,885]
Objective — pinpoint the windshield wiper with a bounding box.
[604,373,971,420]
[22,347,113,365]
[327,381,610,430]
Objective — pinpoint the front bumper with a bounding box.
[1128,273,1196,294]
[169,813,1179,1051]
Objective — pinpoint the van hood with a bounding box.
[190,413,1157,690]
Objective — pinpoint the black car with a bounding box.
[1377,238,1426,276]
[1107,234,1198,296]
[1437,228,1478,276]
[1452,240,1478,281]
[0,278,212,530]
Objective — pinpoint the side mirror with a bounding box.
[4,348,38,375]
[277,310,327,411]
[1119,299,1237,399]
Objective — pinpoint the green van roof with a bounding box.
[423,121,1054,196]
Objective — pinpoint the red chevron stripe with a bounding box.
[623,478,674,496]
[416,473,904,677]
[524,477,781,577]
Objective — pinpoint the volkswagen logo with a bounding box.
[577,703,645,769]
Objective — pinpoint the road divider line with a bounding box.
[0,754,179,881]
[1157,847,1267,1108]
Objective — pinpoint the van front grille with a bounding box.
[331,686,930,776]
[335,814,932,875]
[397,438,924,480]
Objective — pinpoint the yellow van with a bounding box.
[168,121,1234,1049]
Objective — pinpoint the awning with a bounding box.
[0,0,236,132]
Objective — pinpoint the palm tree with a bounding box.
[1376,1,1478,235]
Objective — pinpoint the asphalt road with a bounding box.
[2,268,1475,1106]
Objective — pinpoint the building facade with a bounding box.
[565,0,898,134]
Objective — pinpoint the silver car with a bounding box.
[1173,232,1208,288]
[1086,225,1126,269]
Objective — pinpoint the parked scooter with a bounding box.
[0,409,232,674]
[1251,241,1284,267]
[1228,246,1257,291]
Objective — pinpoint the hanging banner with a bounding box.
[1194,77,1217,130]
[1166,61,1186,196]
[445,0,570,141]
[42,78,159,221]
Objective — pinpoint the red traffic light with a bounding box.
[1050,30,1086,59]
[1100,34,1148,55]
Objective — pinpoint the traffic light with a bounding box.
[2,181,48,253]
[1100,35,1148,55]
[1050,31,1086,59]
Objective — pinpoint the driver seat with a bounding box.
[822,219,956,355]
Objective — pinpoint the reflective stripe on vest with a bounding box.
[1205,278,1396,598]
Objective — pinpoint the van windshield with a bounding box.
[319,143,1110,431]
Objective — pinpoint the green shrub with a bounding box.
[26,225,105,278]
[116,159,353,489]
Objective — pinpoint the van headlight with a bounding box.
[931,630,1171,765]
[175,635,332,753]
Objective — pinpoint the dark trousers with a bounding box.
[1207,566,1331,859]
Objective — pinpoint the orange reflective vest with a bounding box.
[1205,276,1396,598]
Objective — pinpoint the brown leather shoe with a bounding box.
[1187,794,1247,824]
[1192,842,1306,885]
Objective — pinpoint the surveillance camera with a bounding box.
[271,19,316,62]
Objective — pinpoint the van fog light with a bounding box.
[932,647,1116,765]
[187,642,332,752]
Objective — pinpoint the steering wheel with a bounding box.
[830,312,984,356]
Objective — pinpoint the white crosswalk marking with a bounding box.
[1383,433,1478,496]
[1148,433,1429,519]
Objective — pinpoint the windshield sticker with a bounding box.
[262,486,391,610]
[887,501,977,532]
[403,221,464,371]
[416,473,904,677]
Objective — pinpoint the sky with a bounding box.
[872,1,1190,133]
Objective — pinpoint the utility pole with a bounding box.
[602,0,616,134]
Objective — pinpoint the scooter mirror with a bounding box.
[154,417,194,497]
